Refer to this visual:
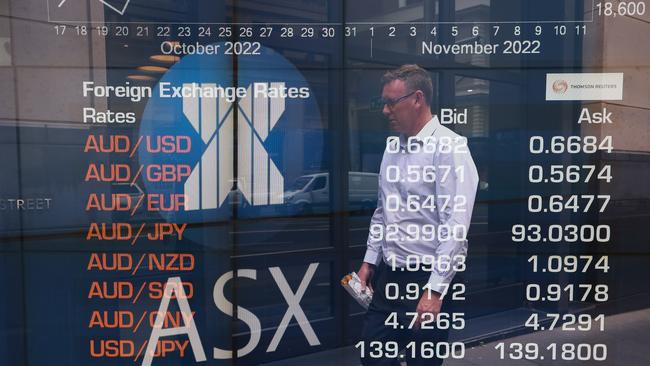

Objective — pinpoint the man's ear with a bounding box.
[415,90,424,106]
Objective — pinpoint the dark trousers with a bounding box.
[360,261,454,366]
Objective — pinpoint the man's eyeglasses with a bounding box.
[381,91,417,109]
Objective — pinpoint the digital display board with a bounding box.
[1,1,649,365]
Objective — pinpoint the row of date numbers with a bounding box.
[53,24,588,38]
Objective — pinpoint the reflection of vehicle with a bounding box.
[111,182,144,207]
[284,172,379,214]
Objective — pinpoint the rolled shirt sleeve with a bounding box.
[363,173,385,266]
[427,136,479,297]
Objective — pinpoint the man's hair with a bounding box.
[381,64,433,105]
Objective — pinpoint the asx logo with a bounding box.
[141,264,321,366]
[182,82,285,210]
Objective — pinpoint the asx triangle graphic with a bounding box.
[58,0,131,15]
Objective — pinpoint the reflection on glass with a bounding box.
[455,0,492,67]
[455,76,490,138]
[287,176,313,192]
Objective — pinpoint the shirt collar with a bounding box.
[399,116,441,147]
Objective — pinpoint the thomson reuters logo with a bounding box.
[552,79,568,94]
[183,82,285,210]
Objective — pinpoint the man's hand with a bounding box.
[357,262,376,294]
[415,289,442,329]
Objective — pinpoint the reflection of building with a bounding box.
[581,3,650,311]
[455,76,490,137]
[348,0,448,21]
[236,0,327,22]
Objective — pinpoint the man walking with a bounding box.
[358,64,479,366]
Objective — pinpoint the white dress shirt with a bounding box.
[363,115,479,297]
